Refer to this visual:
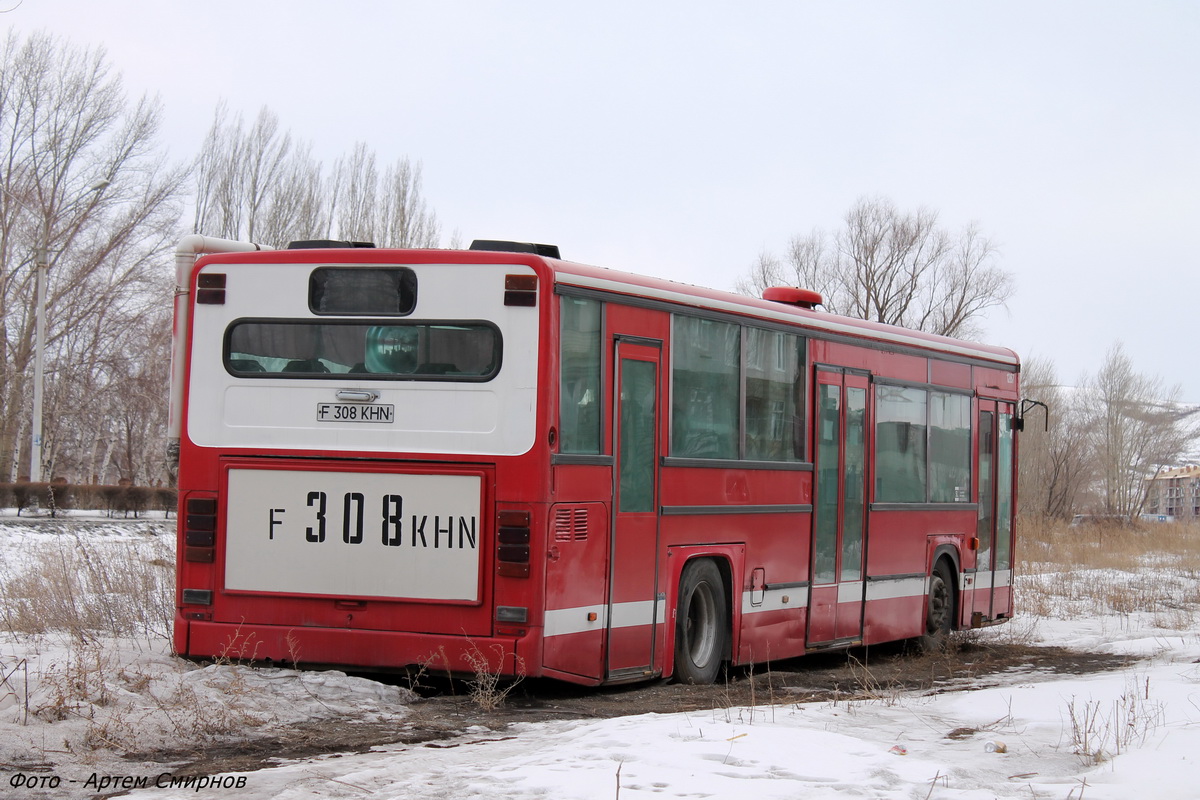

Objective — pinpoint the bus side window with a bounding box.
[559,297,602,454]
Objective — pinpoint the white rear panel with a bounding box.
[224,468,483,601]
[186,261,538,456]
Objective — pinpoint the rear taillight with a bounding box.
[196,272,226,304]
[497,509,531,578]
[184,495,218,564]
[503,274,537,307]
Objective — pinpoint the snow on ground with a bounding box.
[118,636,1200,800]
[3,517,1200,799]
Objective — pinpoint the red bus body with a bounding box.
[172,241,1018,685]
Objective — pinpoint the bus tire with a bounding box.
[920,560,955,653]
[674,559,728,684]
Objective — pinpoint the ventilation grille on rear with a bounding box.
[554,507,589,542]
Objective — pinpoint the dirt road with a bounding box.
[135,638,1133,778]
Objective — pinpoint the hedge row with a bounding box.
[0,482,177,517]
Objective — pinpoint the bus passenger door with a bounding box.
[606,339,662,681]
[808,368,869,646]
[973,401,1016,624]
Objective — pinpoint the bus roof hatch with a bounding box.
[470,240,561,259]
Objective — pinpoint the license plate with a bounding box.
[316,403,395,423]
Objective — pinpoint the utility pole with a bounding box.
[30,237,48,482]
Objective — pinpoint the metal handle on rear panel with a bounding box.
[336,389,380,402]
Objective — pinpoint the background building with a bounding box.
[1144,465,1200,521]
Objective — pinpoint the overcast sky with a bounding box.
[7,1,1199,400]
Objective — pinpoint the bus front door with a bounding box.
[972,401,1016,624]
[808,368,869,646]
[605,338,663,681]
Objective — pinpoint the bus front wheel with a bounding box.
[674,559,728,684]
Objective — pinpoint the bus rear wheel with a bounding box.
[920,560,955,652]
[674,559,728,684]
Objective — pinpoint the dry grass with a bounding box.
[25,640,268,755]
[459,642,526,711]
[0,525,199,754]
[1020,516,1200,574]
[1065,672,1165,765]
[1017,517,1200,625]
[0,528,174,642]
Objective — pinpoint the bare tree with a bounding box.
[329,142,378,243]
[1017,357,1097,519]
[192,105,327,247]
[48,304,172,485]
[740,196,1014,339]
[194,108,440,249]
[107,308,173,484]
[735,239,832,299]
[1089,343,1199,521]
[374,157,440,248]
[0,31,185,482]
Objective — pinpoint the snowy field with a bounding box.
[2,516,1199,799]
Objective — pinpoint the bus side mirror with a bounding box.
[1018,398,1049,432]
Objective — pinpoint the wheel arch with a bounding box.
[928,544,962,632]
[929,543,961,577]
[667,547,742,677]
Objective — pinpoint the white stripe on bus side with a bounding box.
[837,581,864,604]
[545,573,986,637]
[864,577,929,602]
[741,587,809,615]
[544,600,665,638]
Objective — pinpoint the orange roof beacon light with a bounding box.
[762,286,824,310]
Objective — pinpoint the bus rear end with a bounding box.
[172,241,546,678]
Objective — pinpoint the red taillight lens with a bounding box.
[184,495,218,562]
[498,563,530,578]
[504,274,537,307]
[498,509,530,527]
[497,508,531,578]
[196,272,227,305]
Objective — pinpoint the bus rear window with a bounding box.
[225,320,501,380]
[309,268,417,315]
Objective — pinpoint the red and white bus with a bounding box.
[170,236,1018,685]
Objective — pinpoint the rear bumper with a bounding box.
[176,616,532,677]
